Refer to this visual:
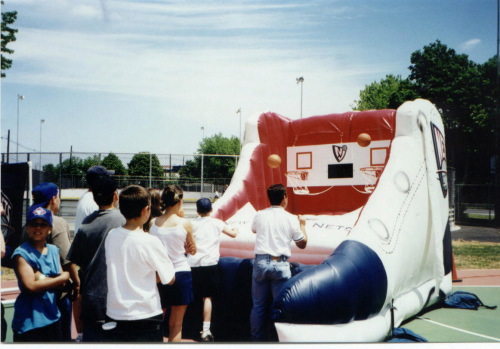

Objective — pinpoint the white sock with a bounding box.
[203,322,211,332]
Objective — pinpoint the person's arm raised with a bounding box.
[294,215,308,249]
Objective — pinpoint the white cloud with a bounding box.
[71,4,103,20]
[459,38,481,52]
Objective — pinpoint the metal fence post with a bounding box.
[149,153,152,188]
[59,153,63,188]
[201,153,204,197]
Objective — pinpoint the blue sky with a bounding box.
[1,0,497,157]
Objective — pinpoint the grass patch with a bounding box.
[466,213,495,220]
[452,240,500,269]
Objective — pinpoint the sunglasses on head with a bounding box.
[28,221,50,228]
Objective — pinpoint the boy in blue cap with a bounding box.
[11,206,71,342]
[23,182,79,341]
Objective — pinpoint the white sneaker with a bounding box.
[200,330,214,342]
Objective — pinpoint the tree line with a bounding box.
[42,152,162,185]
[41,133,241,186]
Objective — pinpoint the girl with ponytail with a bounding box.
[150,185,196,342]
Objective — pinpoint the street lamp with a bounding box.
[296,77,304,118]
[236,108,242,149]
[201,126,204,197]
[39,119,45,181]
[16,94,25,162]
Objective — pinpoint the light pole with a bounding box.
[201,126,204,197]
[16,94,25,162]
[296,77,304,118]
[236,108,242,149]
[39,119,45,182]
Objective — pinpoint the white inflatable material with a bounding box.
[212,99,452,342]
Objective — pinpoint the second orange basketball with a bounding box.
[267,154,281,168]
[357,133,371,147]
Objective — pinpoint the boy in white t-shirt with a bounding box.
[188,198,238,342]
[103,185,175,342]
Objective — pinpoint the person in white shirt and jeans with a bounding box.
[250,184,307,341]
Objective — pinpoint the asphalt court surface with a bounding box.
[403,286,500,343]
[452,225,500,243]
[2,285,498,343]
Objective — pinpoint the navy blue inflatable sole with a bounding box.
[272,240,388,324]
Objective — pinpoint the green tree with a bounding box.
[61,156,85,176]
[408,40,495,183]
[352,75,419,111]
[42,163,59,183]
[353,40,496,184]
[81,155,101,172]
[42,158,85,185]
[128,152,163,177]
[1,4,18,78]
[179,133,240,179]
[102,153,128,175]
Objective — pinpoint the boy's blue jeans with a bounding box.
[250,254,291,341]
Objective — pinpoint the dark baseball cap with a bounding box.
[196,197,212,214]
[31,182,58,208]
[86,166,115,186]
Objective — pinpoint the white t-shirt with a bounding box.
[188,217,226,267]
[251,206,304,257]
[105,226,175,321]
[74,191,98,234]
[150,221,190,272]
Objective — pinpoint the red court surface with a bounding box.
[454,269,500,286]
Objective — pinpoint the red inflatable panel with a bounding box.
[214,110,396,220]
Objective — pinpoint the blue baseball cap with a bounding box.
[32,182,58,208]
[196,197,212,214]
[27,206,53,226]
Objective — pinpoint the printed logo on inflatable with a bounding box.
[430,122,447,198]
[332,145,347,162]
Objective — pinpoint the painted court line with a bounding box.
[416,317,500,342]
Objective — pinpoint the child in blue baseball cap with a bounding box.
[11,206,70,342]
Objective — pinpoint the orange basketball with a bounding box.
[267,154,281,168]
[357,133,371,147]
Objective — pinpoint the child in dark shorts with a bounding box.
[149,185,196,342]
[188,198,238,341]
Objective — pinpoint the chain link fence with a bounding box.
[3,152,497,227]
[2,152,237,198]
[455,184,496,226]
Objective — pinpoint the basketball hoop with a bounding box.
[285,171,310,195]
[358,166,384,194]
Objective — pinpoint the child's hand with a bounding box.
[185,240,196,255]
[61,271,70,281]
[298,215,306,226]
[34,270,45,281]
